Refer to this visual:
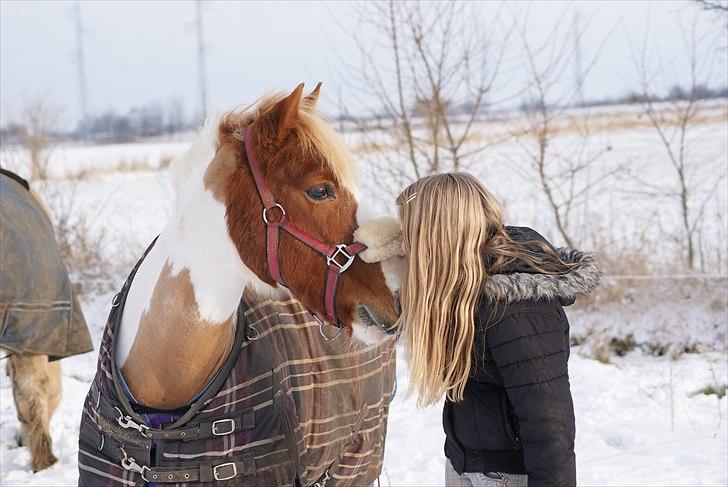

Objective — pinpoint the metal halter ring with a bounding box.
[262,204,286,224]
[313,314,343,341]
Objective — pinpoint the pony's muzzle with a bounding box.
[357,305,399,336]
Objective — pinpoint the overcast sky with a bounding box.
[1,0,725,127]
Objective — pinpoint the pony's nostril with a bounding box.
[357,305,398,335]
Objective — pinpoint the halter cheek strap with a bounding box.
[242,125,367,333]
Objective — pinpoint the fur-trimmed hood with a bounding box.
[484,226,600,306]
[484,246,600,306]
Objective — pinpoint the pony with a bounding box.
[114,82,399,410]
[1,169,93,472]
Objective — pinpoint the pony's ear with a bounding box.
[302,82,322,110]
[274,83,304,143]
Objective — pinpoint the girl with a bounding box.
[395,173,599,487]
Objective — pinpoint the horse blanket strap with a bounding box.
[108,401,255,442]
[242,125,367,327]
[135,452,255,483]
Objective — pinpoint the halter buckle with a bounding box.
[327,244,356,273]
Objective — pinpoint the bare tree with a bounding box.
[340,1,513,195]
[16,96,61,181]
[692,0,728,14]
[628,17,726,270]
[691,0,728,45]
[505,10,619,247]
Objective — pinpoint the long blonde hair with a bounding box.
[397,172,571,406]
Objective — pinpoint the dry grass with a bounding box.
[567,223,727,359]
[37,183,115,295]
[350,104,728,157]
[63,154,174,181]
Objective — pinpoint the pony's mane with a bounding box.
[222,93,357,194]
[168,114,221,198]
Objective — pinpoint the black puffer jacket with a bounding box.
[443,227,599,487]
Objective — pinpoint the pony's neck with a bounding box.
[115,162,270,409]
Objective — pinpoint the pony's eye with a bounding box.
[305,184,334,201]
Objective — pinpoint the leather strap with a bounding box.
[266,219,285,285]
[143,452,256,483]
[101,396,254,442]
[144,409,254,441]
[323,242,366,323]
[244,126,277,210]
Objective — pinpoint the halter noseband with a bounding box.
[241,124,367,339]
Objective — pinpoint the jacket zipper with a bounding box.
[500,392,521,450]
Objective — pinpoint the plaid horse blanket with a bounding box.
[0,170,92,360]
[78,242,396,486]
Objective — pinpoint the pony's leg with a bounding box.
[8,353,59,472]
[46,360,62,420]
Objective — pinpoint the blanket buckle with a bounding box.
[213,462,237,481]
[212,418,235,436]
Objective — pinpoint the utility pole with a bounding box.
[572,12,584,106]
[195,0,208,123]
[74,1,89,139]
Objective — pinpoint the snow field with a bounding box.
[1,104,726,485]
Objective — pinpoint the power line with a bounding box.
[73,1,89,138]
[195,0,208,123]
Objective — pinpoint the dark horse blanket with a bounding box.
[78,243,396,486]
[0,170,92,360]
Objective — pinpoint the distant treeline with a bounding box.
[1,99,194,144]
[1,85,726,145]
[568,83,728,110]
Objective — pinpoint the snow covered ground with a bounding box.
[1,105,726,485]
[2,314,727,486]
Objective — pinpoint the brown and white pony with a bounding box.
[115,83,399,409]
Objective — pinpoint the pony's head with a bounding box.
[189,83,398,343]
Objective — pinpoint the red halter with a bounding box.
[241,124,367,337]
